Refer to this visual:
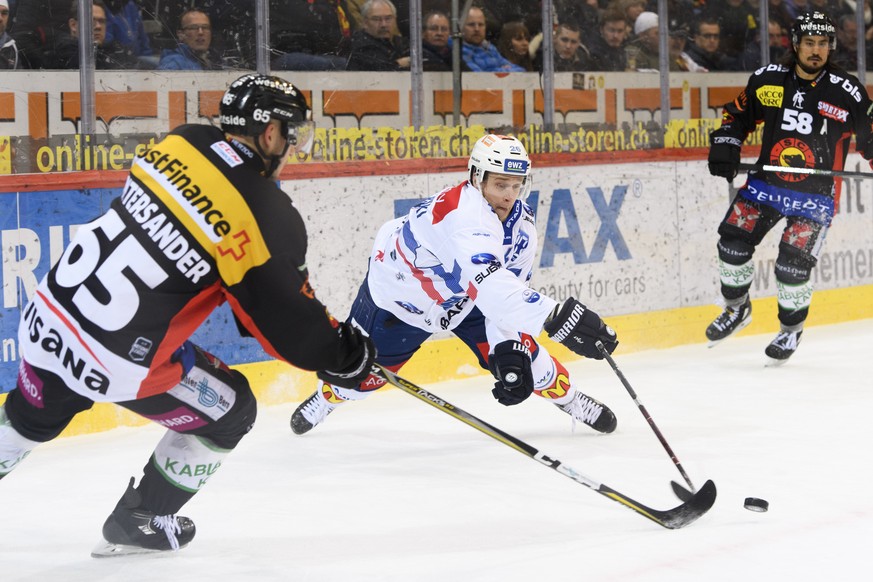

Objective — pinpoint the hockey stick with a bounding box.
[738,162,873,180]
[371,364,716,529]
[596,342,697,503]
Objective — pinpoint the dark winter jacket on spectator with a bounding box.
[346,29,408,71]
[422,41,470,72]
[710,0,758,60]
[684,41,738,71]
[587,34,627,72]
[270,0,352,57]
[51,32,139,69]
[8,0,71,68]
[0,31,20,68]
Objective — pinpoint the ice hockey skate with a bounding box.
[706,296,752,346]
[764,326,803,367]
[91,478,196,558]
[556,390,617,433]
[291,383,346,435]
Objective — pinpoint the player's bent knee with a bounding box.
[716,235,755,265]
[775,243,816,284]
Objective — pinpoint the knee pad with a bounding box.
[207,379,257,449]
[775,242,816,285]
[716,235,755,265]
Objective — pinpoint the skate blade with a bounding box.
[706,316,752,348]
[765,356,790,368]
[91,539,184,558]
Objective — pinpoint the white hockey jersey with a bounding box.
[366,180,558,345]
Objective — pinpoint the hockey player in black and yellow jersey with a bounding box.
[706,11,873,365]
[0,74,375,556]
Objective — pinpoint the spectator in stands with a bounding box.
[103,0,154,66]
[0,0,22,68]
[497,20,534,71]
[709,0,758,64]
[53,0,139,68]
[616,0,646,31]
[670,19,708,71]
[588,9,629,71]
[347,0,410,39]
[832,12,859,69]
[476,0,541,45]
[422,10,455,71]
[684,16,737,70]
[625,10,659,70]
[535,21,592,71]
[8,0,73,68]
[346,0,410,70]
[270,0,351,71]
[459,5,524,71]
[767,20,789,61]
[769,0,795,32]
[555,0,600,40]
[145,1,256,69]
[739,19,789,68]
[157,8,225,70]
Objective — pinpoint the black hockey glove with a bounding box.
[488,340,534,406]
[544,298,618,360]
[708,135,742,181]
[316,323,376,389]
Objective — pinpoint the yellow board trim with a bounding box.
[2,284,871,437]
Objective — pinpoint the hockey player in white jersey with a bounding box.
[291,134,620,435]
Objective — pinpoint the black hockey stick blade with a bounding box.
[671,480,695,502]
[372,364,717,529]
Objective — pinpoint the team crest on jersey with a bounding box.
[756,85,784,108]
[769,138,814,182]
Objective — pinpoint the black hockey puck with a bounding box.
[743,497,769,512]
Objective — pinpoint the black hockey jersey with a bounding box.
[19,124,359,402]
[712,63,873,199]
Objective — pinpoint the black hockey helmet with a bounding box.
[791,11,836,50]
[220,73,314,151]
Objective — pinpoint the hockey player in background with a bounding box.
[706,11,873,365]
[291,134,620,435]
[0,74,374,556]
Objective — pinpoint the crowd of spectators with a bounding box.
[2,0,873,72]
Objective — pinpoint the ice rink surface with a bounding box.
[2,319,872,582]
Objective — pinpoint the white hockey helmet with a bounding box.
[468,134,532,193]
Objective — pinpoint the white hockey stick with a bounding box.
[371,364,716,529]
[738,162,873,179]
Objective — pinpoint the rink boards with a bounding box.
[0,150,871,434]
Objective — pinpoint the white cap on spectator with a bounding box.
[634,12,658,35]
[0,0,8,8]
